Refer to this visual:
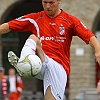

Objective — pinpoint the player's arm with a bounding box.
[0,23,11,34]
[89,36,100,65]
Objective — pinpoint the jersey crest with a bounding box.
[59,24,65,35]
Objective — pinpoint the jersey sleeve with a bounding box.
[8,13,40,36]
[72,16,95,44]
[8,16,32,32]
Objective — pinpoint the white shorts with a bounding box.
[35,55,67,100]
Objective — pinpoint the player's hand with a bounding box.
[95,52,100,65]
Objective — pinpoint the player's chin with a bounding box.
[46,10,53,15]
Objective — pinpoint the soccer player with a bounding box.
[0,0,100,100]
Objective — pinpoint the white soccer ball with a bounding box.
[16,54,42,78]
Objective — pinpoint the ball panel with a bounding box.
[17,62,32,78]
[28,55,42,75]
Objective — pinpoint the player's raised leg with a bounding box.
[8,34,56,100]
[8,34,45,74]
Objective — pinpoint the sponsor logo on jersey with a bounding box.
[40,36,66,42]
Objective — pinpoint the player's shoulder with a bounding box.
[27,10,45,17]
[61,10,79,21]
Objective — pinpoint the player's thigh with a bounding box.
[45,86,56,100]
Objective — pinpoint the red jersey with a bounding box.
[8,10,94,74]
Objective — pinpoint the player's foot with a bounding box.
[8,51,22,76]
[8,51,19,67]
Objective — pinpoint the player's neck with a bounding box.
[49,9,61,18]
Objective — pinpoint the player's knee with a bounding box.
[28,34,40,44]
